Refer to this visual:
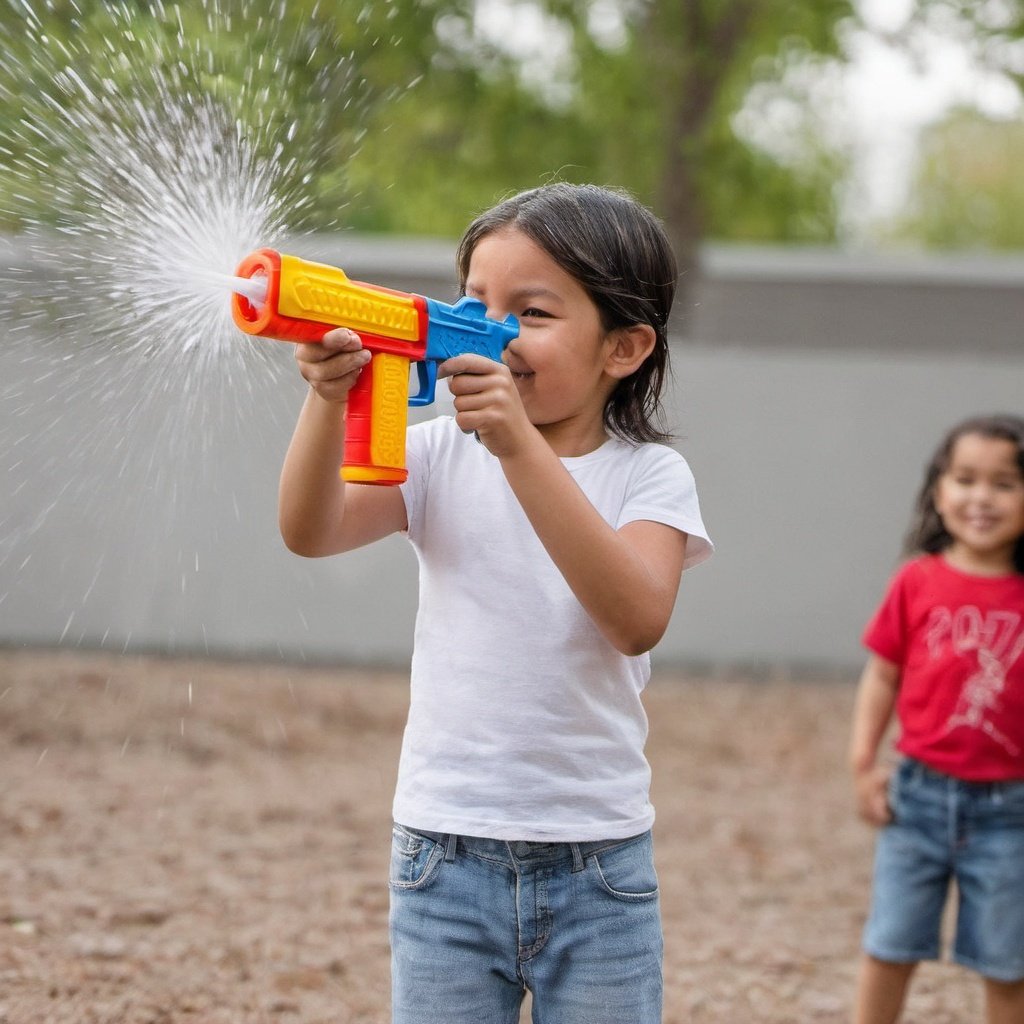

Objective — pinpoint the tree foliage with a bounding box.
[2,0,1024,268]
[0,0,443,231]
[0,0,860,261]
[893,109,1024,249]
[350,0,861,280]
[869,1,1024,250]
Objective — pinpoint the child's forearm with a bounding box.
[278,388,350,556]
[498,435,686,656]
[849,655,900,773]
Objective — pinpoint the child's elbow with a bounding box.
[609,618,669,658]
[616,636,660,658]
[279,522,329,558]
[281,534,316,558]
[616,638,655,658]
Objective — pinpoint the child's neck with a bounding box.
[537,418,610,458]
[942,543,1017,578]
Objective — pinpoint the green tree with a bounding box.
[874,2,1024,251]
[351,0,1024,303]
[892,108,1024,249]
[542,1,856,281]
[5,0,1024,270]
[0,0,447,231]
[349,0,859,289]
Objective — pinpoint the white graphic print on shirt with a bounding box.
[924,605,1024,756]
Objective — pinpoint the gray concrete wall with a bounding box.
[2,235,1022,673]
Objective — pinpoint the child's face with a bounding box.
[464,227,618,441]
[934,432,1024,570]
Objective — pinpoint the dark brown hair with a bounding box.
[905,413,1024,572]
[456,183,677,444]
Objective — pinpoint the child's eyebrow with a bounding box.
[464,282,562,304]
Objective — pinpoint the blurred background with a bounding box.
[1,0,1023,676]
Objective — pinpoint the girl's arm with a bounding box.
[498,433,687,656]
[849,653,901,826]
[278,330,406,557]
[442,354,687,657]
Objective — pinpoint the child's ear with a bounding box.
[605,324,656,380]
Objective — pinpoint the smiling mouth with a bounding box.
[961,515,1000,531]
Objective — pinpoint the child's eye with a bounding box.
[520,307,551,319]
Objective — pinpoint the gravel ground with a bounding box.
[0,649,984,1023]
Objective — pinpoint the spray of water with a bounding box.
[0,0,369,358]
[0,0,411,654]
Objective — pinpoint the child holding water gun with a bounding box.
[849,414,1024,1024]
[278,183,712,1023]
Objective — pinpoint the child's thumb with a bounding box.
[321,327,363,351]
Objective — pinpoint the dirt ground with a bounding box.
[0,649,985,1023]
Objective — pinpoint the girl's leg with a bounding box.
[985,978,1024,1024]
[389,827,524,1024]
[525,833,662,1024]
[853,955,916,1024]
[857,763,951,1024]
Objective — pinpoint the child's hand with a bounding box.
[853,764,892,826]
[294,329,371,405]
[439,353,533,456]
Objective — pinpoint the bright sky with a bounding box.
[845,0,1022,226]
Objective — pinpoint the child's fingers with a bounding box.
[295,329,362,364]
[322,327,363,351]
[297,345,371,392]
[296,330,369,372]
[310,368,365,404]
[442,360,512,402]
[866,789,891,825]
[853,765,891,826]
[437,353,498,379]
[321,350,371,380]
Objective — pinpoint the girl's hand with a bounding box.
[440,353,533,457]
[853,763,893,826]
[295,329,371,404]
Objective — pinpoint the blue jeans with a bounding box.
[389,825,663,1023]
[864,758,1024,982]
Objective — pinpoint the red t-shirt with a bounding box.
[863,554,1024,781]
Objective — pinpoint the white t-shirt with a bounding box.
[395,416,712,841]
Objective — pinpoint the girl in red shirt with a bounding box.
[850,414,1024,1024]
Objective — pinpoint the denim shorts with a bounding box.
[388,824,663,1024]
[864,758,1024,982]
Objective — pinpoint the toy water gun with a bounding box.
[231,249,518,485]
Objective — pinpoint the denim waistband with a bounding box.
[902,757,1024,795]
[395,824,648,873]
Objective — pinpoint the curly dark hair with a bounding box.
[456,183,678,445]
[905,413,1024,572]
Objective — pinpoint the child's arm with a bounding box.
[278,329,407,556]
[849,653,900,826]
[441,355,687,657]
[500,440,686,656]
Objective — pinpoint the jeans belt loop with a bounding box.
[570,843,585,873]
[443,832,458,862]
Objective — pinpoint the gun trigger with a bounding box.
[408,359,436,407]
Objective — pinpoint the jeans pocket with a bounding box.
[591,834,659,903]
[887,768,903,823]
[889,758,926,822]
[389,825,445,891]
[991,780,1024,826]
